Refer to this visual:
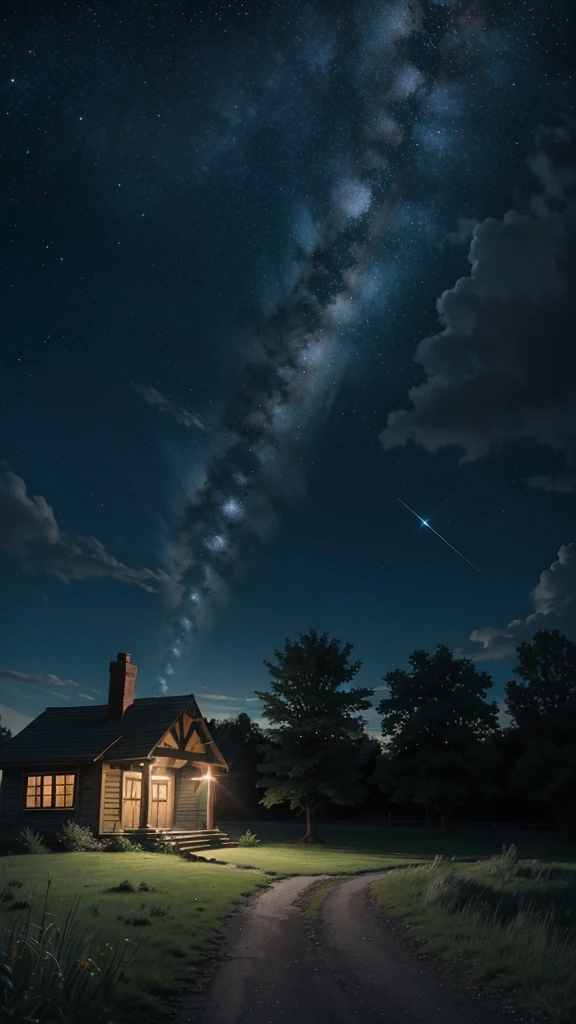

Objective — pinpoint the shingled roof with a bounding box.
[0,694,201,768]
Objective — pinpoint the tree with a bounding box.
[207,714,265,820]
[505,630,576,840]
[0,716,11,747]
[255,629,374,843]
[377,645,499,834]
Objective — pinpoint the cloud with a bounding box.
[0,668,77,688]
[0,471,166,593]
[201,693,235,701]
[525,473,576,495]
[133,384,209,432]
[469,543,576,661]
[380,140,576,469]
[0,668,99,703]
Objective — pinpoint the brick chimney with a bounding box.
[108,653,137,722]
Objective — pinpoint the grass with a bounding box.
[0,852,266,1020]
[3,827,575,1020]
[303,883,336,921]
[371,848,576,1023]
[215,822,576,877]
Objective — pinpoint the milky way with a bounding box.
[157,0,541,690]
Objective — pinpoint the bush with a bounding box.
[104,835,143,853]
[0,876,129,1023]
[58,822,102,852]
[237,829,260,848]
[15,827,48,855]
[108,879,135,892]
[149,838,177,855]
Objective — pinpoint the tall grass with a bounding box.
[0,874,130,1023]
[372,848,576,1023]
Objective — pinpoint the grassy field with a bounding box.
[0,852,266,1020]
[217,821,576,876]
[2,827,575,1021]
[371,848,576,1023]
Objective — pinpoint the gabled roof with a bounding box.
[0,694,217,768]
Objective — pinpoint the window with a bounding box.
[25,774,75,809]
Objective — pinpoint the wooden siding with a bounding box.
[0,766,100,835]
[174,775,206,830]
[100,767,122,832]
[79,764,100,819]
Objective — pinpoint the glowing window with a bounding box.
[25,774,75,809]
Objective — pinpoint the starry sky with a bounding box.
[1,0,575,738]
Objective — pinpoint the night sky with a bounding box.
[1,0,575,738]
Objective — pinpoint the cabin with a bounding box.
[0,653,233,852]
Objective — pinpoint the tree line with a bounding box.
[1,628,573,843]
[208,628,576,843]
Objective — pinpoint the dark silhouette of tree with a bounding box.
[255,629,374,843]
[207,713,265,820]
[377,645,499,834]
[505,630,576,840]
[0,716,11,747]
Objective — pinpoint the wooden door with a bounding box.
[150,778,171,828]
[122,773,142,829]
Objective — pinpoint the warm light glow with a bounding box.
[205,768,213,782]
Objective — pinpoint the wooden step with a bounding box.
[100,827,237,852]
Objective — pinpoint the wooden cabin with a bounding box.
[0,653,229,843]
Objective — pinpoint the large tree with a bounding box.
[255,629,374,843]
[505,630,576,840]
[377,645,499,833]
[0,716,11,747]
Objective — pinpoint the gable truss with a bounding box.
[152,704,227,768]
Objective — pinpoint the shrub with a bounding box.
[15,826,48,855]
[104,835,143,853]
[0,877,129,1023]
[58,822,102,852]
[237,829,261,848]
[108,879,135,893]
[140,837,176,855]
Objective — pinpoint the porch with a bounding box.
[100,761,221,835]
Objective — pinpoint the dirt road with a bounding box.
[175,871,526,1024]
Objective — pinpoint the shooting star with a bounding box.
[397,498,480,573]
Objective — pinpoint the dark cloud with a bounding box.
[132,384,210,432]
[0,471,166,593]
[469,543,576,661]
[380,141,576,470]
[525,473,576,495]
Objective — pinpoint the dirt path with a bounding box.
[175,871,527,1024]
